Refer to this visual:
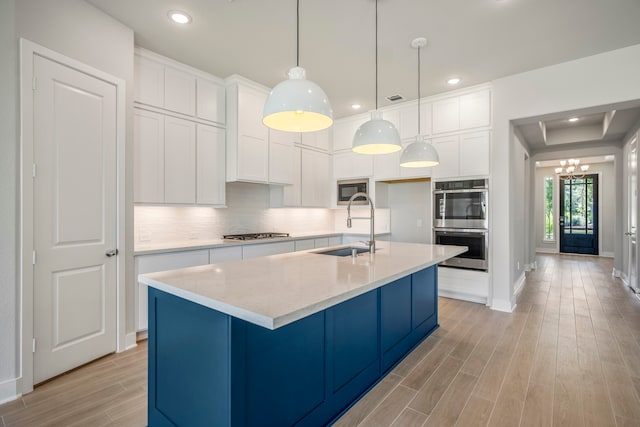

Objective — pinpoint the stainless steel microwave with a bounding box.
[337,179,369,205]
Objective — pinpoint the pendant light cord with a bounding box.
[375,0,379,110]
[417,44,421,135]
[296,0,300,67]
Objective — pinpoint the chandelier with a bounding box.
[555,159,589,180]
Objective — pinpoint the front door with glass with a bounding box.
[559,174,599,255]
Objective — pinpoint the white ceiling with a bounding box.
[85,0,640,120]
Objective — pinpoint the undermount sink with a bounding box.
[315,247,370,257]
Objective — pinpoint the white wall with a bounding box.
[386,182,432,244]
[622,124,640,281]
[511,133,528,281]
[0,0,19,400]
[534,162,616,256]
[1,0,135,400]
[491,43,640,311]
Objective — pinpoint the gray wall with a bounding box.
[0,0,19,387]
[534,162,617,256]
[387,181,432,244]
[0,0,134,397]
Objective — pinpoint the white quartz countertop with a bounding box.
[133,231,389,255]
[139,241,467,330]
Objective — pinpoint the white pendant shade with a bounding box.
[400,135,440,168]
[352,110,402,154]
[263,67,333,133]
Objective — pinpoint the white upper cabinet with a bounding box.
[164,66,196,116]
[283,146,302,206]
[197,78,226,125]
[459,131,490,176]
[301,128,330,151]
[372,141,432,181]
[164,116,196,204]
[431,131,490,179]
[398,101,432,140]
[301,149,330,207]
[196,124,226,205]
[269,140,295,185]
[134,109,164,203]
[432,97,460,134]
[431,135,460,179]
[334,151,374,179]
[459,89,491,129]
[332,115,367,152]
[134,49,225,125]
[226,78,270,183]
[134,54,164,107]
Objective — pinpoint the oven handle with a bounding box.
[433,189,488,194]
[434,228,488,234]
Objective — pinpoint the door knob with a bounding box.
[625,232,636,236]
[106,249,119,257]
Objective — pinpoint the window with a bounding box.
[544,176,554,241]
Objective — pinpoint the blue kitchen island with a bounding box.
[139,242,466,427]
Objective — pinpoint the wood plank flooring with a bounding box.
[2,254,639,426]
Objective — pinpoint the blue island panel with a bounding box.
[147,265,439,426]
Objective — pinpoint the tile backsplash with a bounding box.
[134,182,336,244]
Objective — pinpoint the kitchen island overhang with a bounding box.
[140,242,466,427]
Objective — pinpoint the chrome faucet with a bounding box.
[347,192,375,253]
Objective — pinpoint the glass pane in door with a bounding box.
[560,175,598,255]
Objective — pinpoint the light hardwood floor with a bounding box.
[2,254,639,426]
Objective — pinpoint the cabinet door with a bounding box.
[134,109,164,203]
[431,135,459,179]
[399,101,432,140]
[196,124,226,205]
[164,66,196,116]
[242,241,296,259]
[432,97,460,134]
[136,249,210,331]
[459,131,490,177]
[374,151,401,180]
[302,149,330,207]
[134,55,164,107]
[301,128,330,151]
[283,146,302,206]
[237,86,269,182]
[400,140,433,179]
[196,78,225,125]
[460,89,491,130]
[209,246,242,263]
[269,141,295,185]
[165,117,196,203]
[314,237,330,248]
[381,276,412,372]
[295,239,315,251]
[332,116,366,152]
[334,152,373,179]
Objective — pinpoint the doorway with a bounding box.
[628,137,638,292]
[21,39,126,391]
[559,174,599,255]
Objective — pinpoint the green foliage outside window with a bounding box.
[544,176,554,240]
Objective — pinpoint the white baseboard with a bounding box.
[524,261,537,272]
[613,268,623,279]
[491,298,515,313]
[0,377,21,405]
[536,247,558,254]
[122,332,138,352]
[514,272,526,297]
[438,289,487,305]
[601,251,614,258]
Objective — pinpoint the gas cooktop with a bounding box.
[222,232,290,241]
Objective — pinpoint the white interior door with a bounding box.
[33,54,117,383]
[629,136,638,291]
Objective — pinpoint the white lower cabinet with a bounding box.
[295,239,315,251]
[135,249,210,331]
[209,246,243,263]
[242,241,296,259]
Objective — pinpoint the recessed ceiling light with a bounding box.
[447,77,461,85]
[351,104,361,110]
[568,117,579,122]
[168,10,192,24]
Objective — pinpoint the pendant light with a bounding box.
[352,0,402,155]
[263,0,333,133]
[400,37,439,168]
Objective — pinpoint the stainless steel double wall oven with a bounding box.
[433,179,488,271]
